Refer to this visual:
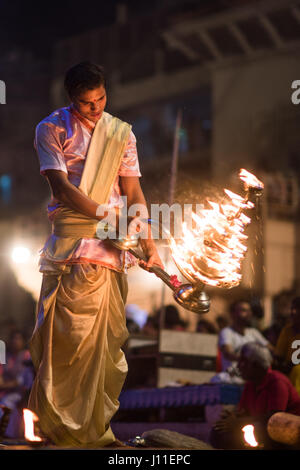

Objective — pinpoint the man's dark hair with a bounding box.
[64,62,106,99]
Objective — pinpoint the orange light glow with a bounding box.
[242,424,259,447]
[23,408,42,442]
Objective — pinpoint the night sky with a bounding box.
[0,0,227,57]
[0,0,117,56]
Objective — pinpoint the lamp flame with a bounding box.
[169,170,263,289]
[23,408,42,442]
[239,169,264,190]
[242,424,259,447]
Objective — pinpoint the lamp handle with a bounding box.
[128,248,176,291]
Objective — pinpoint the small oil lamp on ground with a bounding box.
[23,408,46,447]
[242,424,263,449]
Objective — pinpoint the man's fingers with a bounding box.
[138,260,150,271]
[138,256,164,272]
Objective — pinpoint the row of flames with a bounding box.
[22,408,259,447]
[170,169,264,289]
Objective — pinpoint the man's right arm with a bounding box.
[44,169,110,221]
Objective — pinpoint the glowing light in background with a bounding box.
[11,246,31,264]
[9,241,42,300]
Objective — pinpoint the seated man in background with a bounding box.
[274,297,300,395]
[210,342,300,449]
[217,300,272,382]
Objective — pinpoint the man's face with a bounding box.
[233,302,252,325]
[72,85,107,123]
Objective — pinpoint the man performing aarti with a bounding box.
[28,61,163,448]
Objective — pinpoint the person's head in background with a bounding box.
[291,297,300,331]
[164,305,186,331]
[229,300,252,329]
[238,342,272,384]
[216,315,229,331]
[8,330,26,354]
[142,314,159,337]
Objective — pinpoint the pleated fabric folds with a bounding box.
[28,261,129,448]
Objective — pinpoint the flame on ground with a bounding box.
[169,170,262,288]
[23,408,42,442]
[242,424,259,447]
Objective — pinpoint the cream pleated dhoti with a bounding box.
[28,261,129,448]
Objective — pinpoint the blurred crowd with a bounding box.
[0,293,299,444]
[209,297,300,391]
[126,295,300,393]
[125,294,300,449]
[125,303,229,336]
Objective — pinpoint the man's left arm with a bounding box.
[119,175,164,270]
